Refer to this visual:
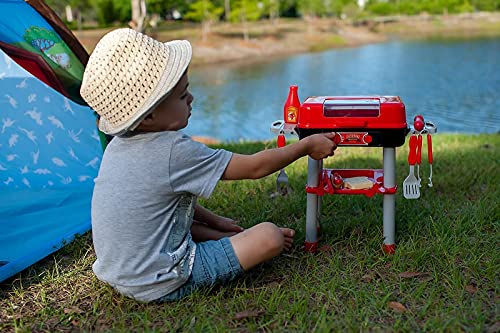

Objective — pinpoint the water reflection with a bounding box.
[186,38,500,142]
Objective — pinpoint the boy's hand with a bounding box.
[211,216,244,233]
[305,133,338,160]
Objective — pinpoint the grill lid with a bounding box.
[323,98,380,117]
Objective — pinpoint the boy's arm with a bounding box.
[222,133,337,181]
[194,204,244,232]
[194,203,222,223]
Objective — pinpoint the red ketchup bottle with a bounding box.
[284,85,300,124]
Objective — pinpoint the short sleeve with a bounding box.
[169,133,232,198]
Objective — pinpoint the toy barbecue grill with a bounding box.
[271,85,437,254]
[296,95,409,145]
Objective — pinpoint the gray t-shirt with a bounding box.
[91,131,232,302]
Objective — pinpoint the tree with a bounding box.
[225,0,231,20]
[297,0,328,18]
[297,0,326,33]
[262,0,280,23]
[131,0,147,31]
[45,0,93,29]
[228,0,263,41]
[471,0,500,10]
[184,0,224,42]
[70,0,93,30]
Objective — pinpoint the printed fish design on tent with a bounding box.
[0,0,106,282]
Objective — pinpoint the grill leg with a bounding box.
[305,157,320,252]
[317,159,323,236]
[383,147,396,254]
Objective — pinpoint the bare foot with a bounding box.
[280,228,295,251]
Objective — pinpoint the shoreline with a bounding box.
[74,12,500,68]
[72,13,500,144]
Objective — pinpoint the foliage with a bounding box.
[260,0,281,20]
[93,0,115,25]
[297,0,327,18]
[185,0,224,41]
[147,0,189,18]
[228,0,263,23]
[366,1,396,16]
[228,0,263,40]
[472,0,500,10]
[296,0,359,22]
[184,0,224,23]
[43,0,500,27]
[365,0,500,16]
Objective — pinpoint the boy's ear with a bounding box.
[136,112,156,130]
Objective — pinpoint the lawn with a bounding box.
[1,133,498,332]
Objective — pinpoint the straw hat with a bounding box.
[80,28,192,136]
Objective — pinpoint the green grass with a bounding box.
[376,15,500,40]
[309,35,347,52]
[1,133,499,332]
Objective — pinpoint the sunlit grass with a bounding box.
[375,14,500,39]
[1,133,498,331]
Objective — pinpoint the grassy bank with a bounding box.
[1,133,499,332]
[74,13,500,67]
[74,18,384,67]
[374,12,500,40]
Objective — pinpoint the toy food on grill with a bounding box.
[330,172,344,189]
[343,176,374,190]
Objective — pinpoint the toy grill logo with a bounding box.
[286,106,298,122]
[338,132,369,145]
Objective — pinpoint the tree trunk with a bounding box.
[225,0,230,21]
[131,0,147,32]
[243,19,249,41]
[270,0,279,25]
[77,10,82,31]
[201,21,210,42]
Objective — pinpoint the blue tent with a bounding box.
[0,0,103,282]
[0,48,102,282]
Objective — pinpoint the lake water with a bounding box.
[185,38,500,142]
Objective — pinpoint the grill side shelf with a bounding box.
[305,169,398,197]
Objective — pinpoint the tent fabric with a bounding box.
[0,0,87,105]
[25,0,89,66]
[0,45,102,282]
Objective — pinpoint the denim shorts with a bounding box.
[155,237,243,302]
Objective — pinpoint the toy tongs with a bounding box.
[411,115,436,189]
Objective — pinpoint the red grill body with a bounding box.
[294,96,409,147]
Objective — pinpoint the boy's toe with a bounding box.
[281,228,295,238]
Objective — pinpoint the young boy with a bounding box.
[80,28,337,302]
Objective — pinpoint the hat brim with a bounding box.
[99,39,192,136]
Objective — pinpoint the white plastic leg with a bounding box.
[383,147,396,254]
[306,157,320,251]
[316,159,323,230]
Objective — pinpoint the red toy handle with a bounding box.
[427,134,433,164]
[417,134,422,165]
[408,135,417,165]
[333,132,341,145]
[277,134,286,148]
